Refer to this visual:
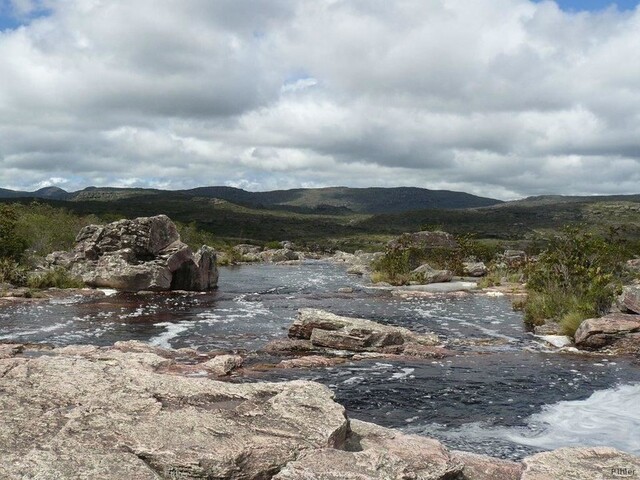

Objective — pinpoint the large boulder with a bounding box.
[0,351,348,480]
[618,285,640,315]
[289,308,439,353]
[521,447,640,480]
[463,261,488,277]
[387,231,459,252]
[574,313,640,351]
[412,264,454,284]
[47,215,218,292]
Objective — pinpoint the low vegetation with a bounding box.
[371,235,502,286]
[524,227,630,335]
[26,268,85,289]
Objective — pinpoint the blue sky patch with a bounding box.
[537,0,639,11]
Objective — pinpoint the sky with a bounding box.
[0,1,639,200]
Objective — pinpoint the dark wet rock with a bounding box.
[289,309,440,354]
[387,230,459,252]
[463,261,488,277]
[452,450,523,480]
[47,215,218,292]
[521,447,640,480]
[202,354,244,376]
[0,351,348,480]
[412,264,454,284]
[618,285,640,314]
[574,313,640,351]
[275,419,462,480]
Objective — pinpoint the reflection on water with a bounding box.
[1,260,639,459]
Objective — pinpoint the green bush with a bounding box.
[0,258,28,286]
[27,268,84,289]
[524,226,627,330]
[13,202,99,262]
[264,241,282,250]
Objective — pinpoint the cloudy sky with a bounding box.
[0,0,639,199]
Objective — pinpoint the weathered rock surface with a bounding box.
[463,261,488,277]
[275,419,462,480]
[574,313,640,351]
[412,263,454,284]
[278,355,347,369]
[521,447,640,480]
[387,231,459,252]
[202,354,244,376]
[289,308,439,353]
[2,345,639,479]
[332,250,383,277]
[0,350,348,480]
[260,248,300,263]
[618,285,640,314]
[47,215,218,292]
[452,450,523,480]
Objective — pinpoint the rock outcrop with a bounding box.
[1,344,639,480]
[47,215,218,292]
[618,285,640,315]
[289,308,439,353]
[574,313,640,351]
[0,348,348,480]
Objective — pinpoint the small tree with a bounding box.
[0,205,28,261]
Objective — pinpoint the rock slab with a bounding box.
[0,351,348,480]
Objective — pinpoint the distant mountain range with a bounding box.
[0,185,503,214]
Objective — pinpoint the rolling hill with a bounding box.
[0,185,502,214]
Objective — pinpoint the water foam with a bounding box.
[507,383,640,454]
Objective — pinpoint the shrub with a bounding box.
[264,241,282,250]
[0,258,28,286]
[524,226,627,329]
[27,268,84,289]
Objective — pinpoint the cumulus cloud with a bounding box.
[0,0,639,199]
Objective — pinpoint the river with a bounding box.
[1,260,638,460]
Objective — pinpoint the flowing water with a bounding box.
[1,261,639,459]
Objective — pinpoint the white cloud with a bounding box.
[0,0,639,199]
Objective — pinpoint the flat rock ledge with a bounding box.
[1,344,639,479]
[288,308,441,355]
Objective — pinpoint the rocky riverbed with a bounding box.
[1,261,640,478]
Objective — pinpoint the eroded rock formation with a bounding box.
[47,215,218,292]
